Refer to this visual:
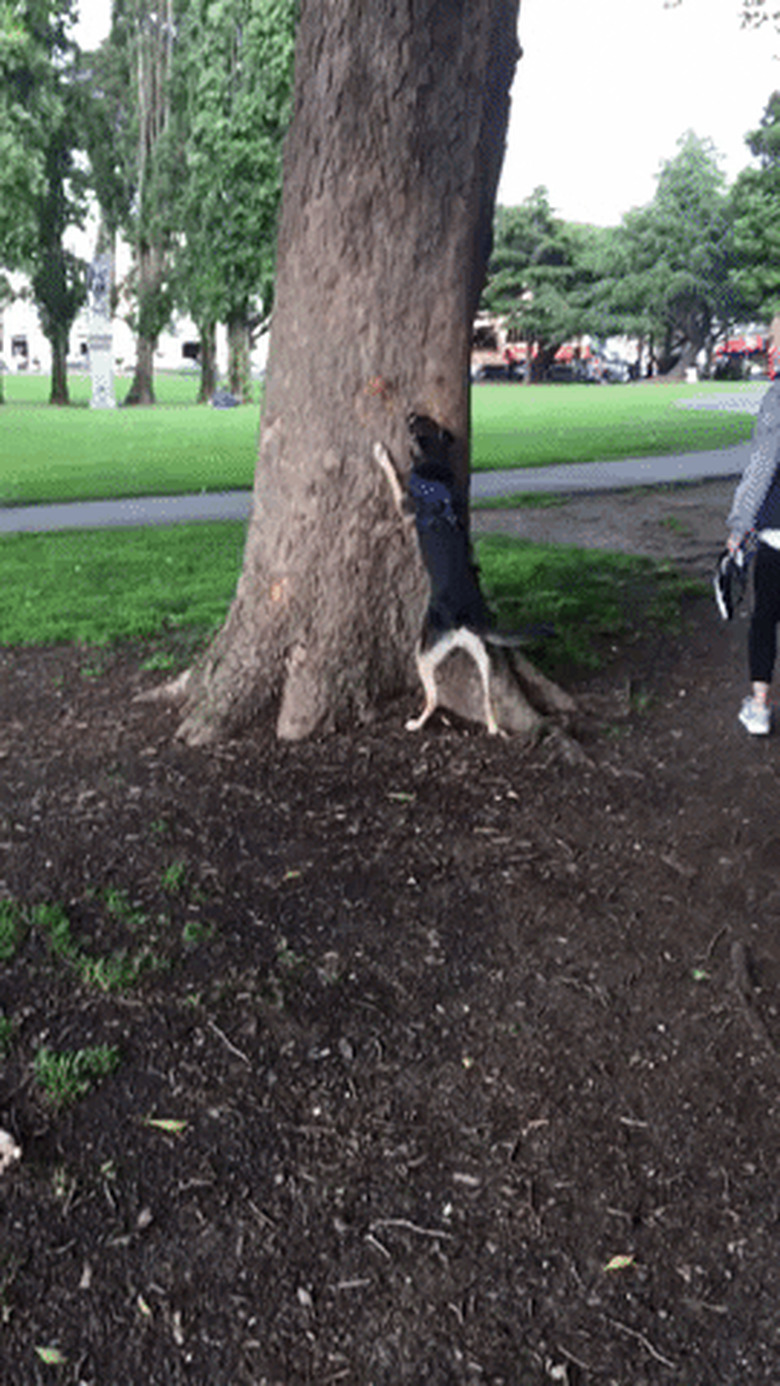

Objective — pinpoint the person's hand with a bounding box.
[727,532,743,555]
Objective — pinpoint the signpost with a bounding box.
[88,254,116,409]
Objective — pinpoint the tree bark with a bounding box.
[124,331,156,405]
[197,321,217,403]
[48,326,69,406]
[227,311,251,402]
[124,242,165,406]
[175,0,537,745]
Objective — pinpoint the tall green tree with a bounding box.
[94,0,181,405]
[729,92,780,320]
[176,0,296,401]
[0,4,41,403]
[648,132,733,372]
[589,133,734,375]
[124,0,180,404]
[0,0,88,404]
[482,189,596,380]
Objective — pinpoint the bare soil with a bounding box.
[472,478,737,574]
[1,480,778,1385]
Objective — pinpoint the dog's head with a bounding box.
[407,413,455,485]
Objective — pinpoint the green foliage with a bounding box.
[33,1044,120,1107]
[0,19,43,264]
[485,132,745,375]
[176,0,297,331]
[729,92,780,319]
[592,132,734,372]
[0,0,89,402]
[0,1013,12,1055]
[482,189,600,376]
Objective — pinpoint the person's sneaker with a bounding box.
[738,696,772,736]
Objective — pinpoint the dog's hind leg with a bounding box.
[406,631,501,735]
[405,645,440,731]
[457,629,500,735]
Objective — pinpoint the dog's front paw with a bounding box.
[373,441,392,472]
[373,442,405,514]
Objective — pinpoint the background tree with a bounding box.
[0,0,89,404]
[98,0,181,406]
[741,0,780,28]
[176,0,296,401]
[729,92,780,320]
[0,6,42,405]
[588,132,734,375]
[481,190,596,380]
[652,132,734,372]
[166,0,571,745]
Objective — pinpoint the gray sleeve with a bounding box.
[727,383,780,535]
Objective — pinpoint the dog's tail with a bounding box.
[484,623,554,648]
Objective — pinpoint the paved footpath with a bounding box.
[0,442,749,536]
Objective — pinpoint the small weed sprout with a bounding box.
[103,888,148,930]
[181,918,215,946]
[161,861,188,894]
[0,900,27,961]
[34,900,163,992]
[33,1045,120,1108]
[140,650,178,673]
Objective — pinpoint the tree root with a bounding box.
[730,940,778,1058]
[430,642,576,738]
[134,669,192,706]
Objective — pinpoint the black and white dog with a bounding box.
[374,413,515,734]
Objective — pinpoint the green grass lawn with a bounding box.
[0,371,261,506]
[0,522,246,646]
[470,379,756,470]
[0,518,701,678]
[0,372,757,507]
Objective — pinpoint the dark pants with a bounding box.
[749,542,780,683]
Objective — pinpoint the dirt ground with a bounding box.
[1,479,779,1385]
[471,477,738,573]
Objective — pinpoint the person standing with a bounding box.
[727,381,780,735]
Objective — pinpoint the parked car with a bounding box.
[545,361,596,383]
[601,357,629,383]
[472,362,523,383]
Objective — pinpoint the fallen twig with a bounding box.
[608,1316,677,1369]
[369,1217,453,1240]
[207,1019,252,1066]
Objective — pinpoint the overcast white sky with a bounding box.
[499,0,780,223]
[74,0,779,227]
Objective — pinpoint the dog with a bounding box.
[375,412,533,734]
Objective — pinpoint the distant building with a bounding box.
[0,266,268,381]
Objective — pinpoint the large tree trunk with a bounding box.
[175,0,547,745]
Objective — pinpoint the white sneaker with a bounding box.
[738,696,771,736]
